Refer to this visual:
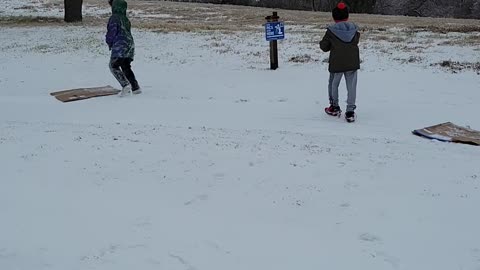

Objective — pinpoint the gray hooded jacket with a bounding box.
[320,21,360,73]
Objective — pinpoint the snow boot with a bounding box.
[119,84,132,97]
[345,111,356,123]
[325,105,342,117]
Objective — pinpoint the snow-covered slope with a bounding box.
[1,1,480,269]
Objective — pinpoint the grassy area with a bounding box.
[2,0,479,73]
[4,0,480,31]
[0,16,64,26]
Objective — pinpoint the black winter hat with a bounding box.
[332,2,349,22]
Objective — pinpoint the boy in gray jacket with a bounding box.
[320,2,360,122]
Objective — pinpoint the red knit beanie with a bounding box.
[332,2,349,22]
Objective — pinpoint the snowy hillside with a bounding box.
[1,1,480,269]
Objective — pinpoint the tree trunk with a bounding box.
[405,0,426,16]
[474,0,480,18]
[64,0,83,22]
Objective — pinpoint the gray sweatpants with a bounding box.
[328,70,357,112]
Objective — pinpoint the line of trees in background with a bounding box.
[63,0,479,22]
[168,0,480,19]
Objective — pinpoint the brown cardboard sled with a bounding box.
[50,85,120,102]
[413,122,480,146]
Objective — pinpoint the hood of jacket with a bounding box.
[112,0,127,16]
[327,21,358,43]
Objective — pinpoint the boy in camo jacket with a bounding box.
[106,0,141,96]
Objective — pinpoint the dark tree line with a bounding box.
[169,0,480,19]
[63,0,480,22]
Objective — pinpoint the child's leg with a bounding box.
[120,58,139,90]
[328,72,343,106]
[344,70,358,112]
[109,58,130,87]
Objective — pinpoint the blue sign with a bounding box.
[265,22,285,41]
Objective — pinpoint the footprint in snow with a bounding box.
[359,233,382,242]
[184,194,209,206]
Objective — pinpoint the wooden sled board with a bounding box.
[50,85,120,102]
[412,122,480,146]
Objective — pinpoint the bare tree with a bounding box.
[343,0,377,13]
[64,0,83,22]
[170,0,480,18]
[405,0,427,16]
[376,0,398,16]
[471,0,480,18]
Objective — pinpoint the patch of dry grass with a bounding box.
[0,16,64,25]
[438,35,480,47]
[4,0,480,33]
[432,60,480,74]
[288,54,318,63]
[394,56,423,64]
[2,0,479,74]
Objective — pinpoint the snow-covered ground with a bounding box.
[2,0,103,17]
[1,1,480,270]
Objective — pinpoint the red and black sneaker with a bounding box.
[345,111,356,123]
[325,105,342,117]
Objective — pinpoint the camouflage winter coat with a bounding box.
[106,0,135,59]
